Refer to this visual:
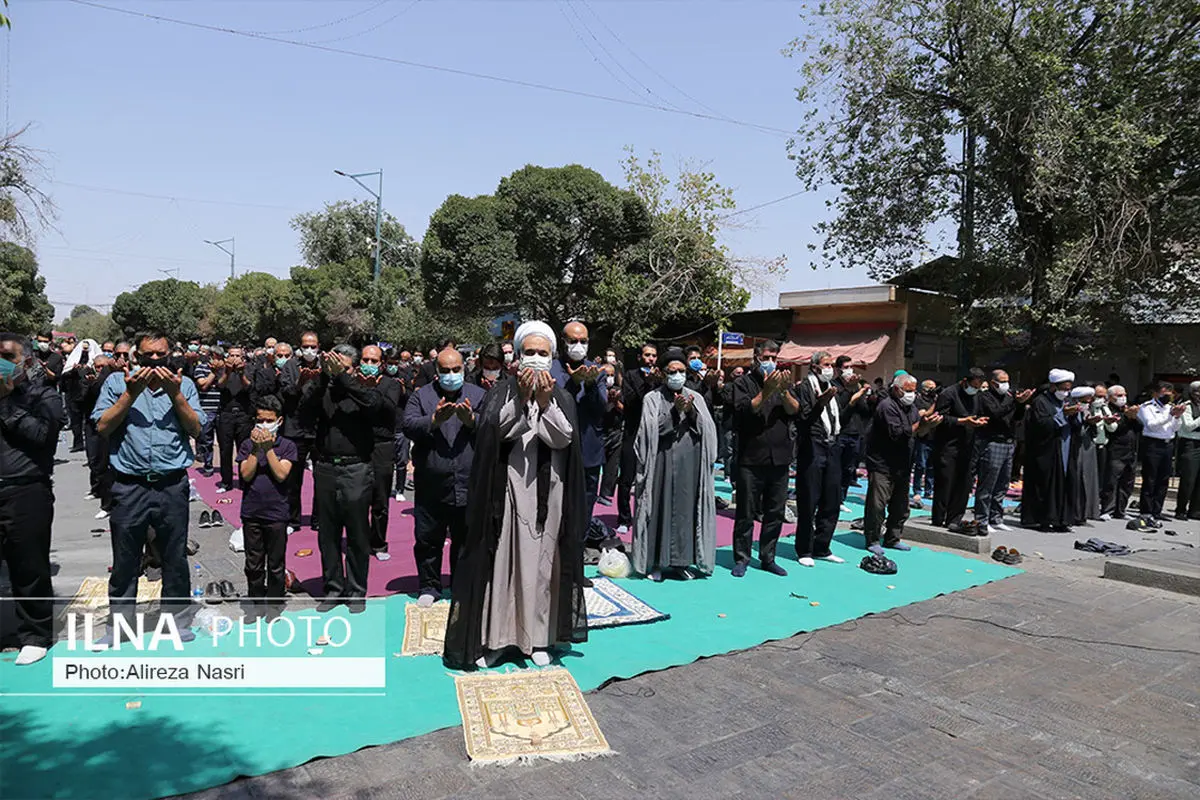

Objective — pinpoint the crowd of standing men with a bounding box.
[2,324,1198,670]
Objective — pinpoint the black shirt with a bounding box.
[865,395,919,473]
[732,368,794,466]
[315,373,382,461]
[834,377,874,437]
[621,367,660,436]
[977,388,1023,442]
[217,369,254,419]
[278,359,324,440]
[795,375,840,444]
[933,384,981,451]
[914,391,937,439]
[33,350,64,389]
[369,376,402,442]
[0,380,66,480]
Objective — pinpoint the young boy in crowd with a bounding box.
[237,395,296,615]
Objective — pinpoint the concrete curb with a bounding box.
[1103,556,1200,597]
[902,520,991,554]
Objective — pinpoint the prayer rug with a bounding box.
[455,667,612,764]
[57,576,163,619]
[584,577,668,628]
[400,602,450,656]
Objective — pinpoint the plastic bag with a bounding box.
[597,548,631,579]
[228,527,244,553]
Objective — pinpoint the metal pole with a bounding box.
[717,327,724,373]
[230,237,235,280]
[373,170,383,283]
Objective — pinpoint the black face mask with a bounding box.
[139,354,168,369]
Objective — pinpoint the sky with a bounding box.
[6,0,888,323]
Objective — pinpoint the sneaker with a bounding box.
[1098,513,1111,522]
[992,522,1013,532]
[596,495,613,506]
[375,551,391,562]
[83,492,96,501]
[94,509,109,520]
[616,525,629,535]
[210,510,225,527]
[909,496,925,510]
[199,510,212,528]
[215,486,228,495]
[395,492,407,503]
[867,544,885,556]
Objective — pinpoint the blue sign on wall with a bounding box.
[720,332,744,346]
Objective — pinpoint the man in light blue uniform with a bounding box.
[93,331,204,640]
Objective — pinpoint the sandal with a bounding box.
[1002,548,1023,565]
[991,546,1009,562]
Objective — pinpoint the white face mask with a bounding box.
[565,342,588,362]
[521,354,551,372]
[1093,398,1106,408]
[900,391,916,406]
[299,347,318,359]
[995,382,1010,394]
[606,355,617,366]
[483,368,501,381]
[256,420,280,435]
[1112,396,1127,407]
[819,366,834,382]
[1054,389,1070,401]
[503,352,514,364]
[841,368,854,379]
[666,372,687,391]
[413,355,423,365]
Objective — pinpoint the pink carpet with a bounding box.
[191,467,739,598]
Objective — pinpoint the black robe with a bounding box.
[442,379,589,670]
[1021,389,1082,528]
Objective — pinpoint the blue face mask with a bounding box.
[188,344,199,353]
[385,364,398,376]
[275,357,288,369]
[689,358,704,372]
[360,363,380,377]
[759,360,776,376]
[0,358,17,381]
[439,371,464,392]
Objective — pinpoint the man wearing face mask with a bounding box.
[862,373,942,554]
[1172,381,1200,520]
[683,345,720,417]
[597,362,623,506]
[1021,369,1083,532]
[1071,384,1109,523]
[911,379,938,502]
[931,367,988,530]
[552,321,607,519]
[361,345,402,561]
[312,344,382,612]
[501,340,517,375]
[279,332,323,530]
[971,370,1033,533]
[212,346,254,494]
[31,332,63,391]
[1,333,67,665]
[729,340,798,577]
[418,338,457,388]
[793,351,844,569]
[1137,380,1186,521]
[1101,385,1140,519]
[469,342,507,394]
[617,342,661,532]
[832,355,873,510]
[93,331,204,642]
[718,366,745,488]
[387,348,415,502]
[402,346,484,605]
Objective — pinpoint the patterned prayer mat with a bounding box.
[400,602,450,656]
[57,576,163,619]
[455,667,611,764]
[584,577,669,628]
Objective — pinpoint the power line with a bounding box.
[720,189,807,220]
[245,0,393,36]
[67,0,795,138]
[308,0,423,45]
[557,3,647,105]
[47,180,298,211]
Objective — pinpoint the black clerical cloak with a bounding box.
[442,378,589,670]
[1021,389,1082,528]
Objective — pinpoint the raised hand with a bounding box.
[433,397,456,426]
[1016,388,1035,403]
[518,368,536,403]
[454,398,473,422]
[1124,405,1140,418]
[157,367,184,397]
[1172,403,1187,418]
[535,369,554,408]
[124,366,154,397]
[673,392,689,413]
[323,352,346,376]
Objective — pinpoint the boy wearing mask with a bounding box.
[237,395,296,614]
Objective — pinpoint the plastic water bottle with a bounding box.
[192,564,203,600]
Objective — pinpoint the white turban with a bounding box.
[1070,386,1095,399]
[514,320,557,358]
[1048,368,1075,384]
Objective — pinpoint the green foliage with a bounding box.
[0,126,54,243]
[0,241,53,333]
[110,279,208,342]
[211,271,307,345]
[291,199,419,276]
[288,259,374,344]
[420,194,522,315]
[60,308,120,343]
[787,0,1200,358]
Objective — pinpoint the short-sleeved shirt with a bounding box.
[91,372,206,475]
[237,435,297,522]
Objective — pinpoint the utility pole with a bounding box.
[205,238,235,280]
[334,169,384,283]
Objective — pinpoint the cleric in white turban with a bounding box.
[1021,368,1084,532]
[443,320,588,670]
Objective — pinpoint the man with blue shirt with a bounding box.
[93,331,204,640]
[552,321,607,524]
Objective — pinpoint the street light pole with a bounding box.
[334,169,384,283]
[204,238,236,280]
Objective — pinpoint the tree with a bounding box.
[60,306,120,343]
[211,271,307,344]
[787,0,1200,363]
[0,241,53,333]
[0,125,55,243]
[110,279,208,342]
[593,149,780,347]
[288,259,375,344]
[422,164,650,335]
[291,199,419,277]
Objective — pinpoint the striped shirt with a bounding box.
[191,361,221,415]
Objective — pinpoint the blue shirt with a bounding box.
[91,372,206,476]
[551,357,607,468]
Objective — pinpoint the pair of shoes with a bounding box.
[94,509,109,520]
[731,562,748,578]
[374,551,392,562]
[199,510,225,528]
[595,495,613,506]
[760,561,788,577]
[992,546,1023,565]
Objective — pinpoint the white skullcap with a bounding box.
[514,320,557,358]
[1070,386,1095,399]
[1048,368,1075,384]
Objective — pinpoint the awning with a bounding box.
[778,333,891,366]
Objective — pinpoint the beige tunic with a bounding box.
[480,395,574,653]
